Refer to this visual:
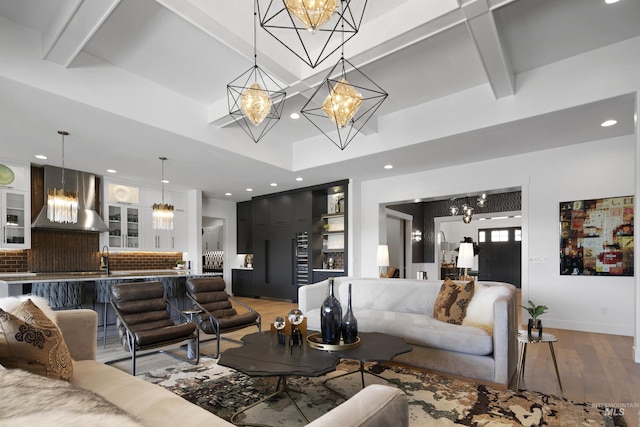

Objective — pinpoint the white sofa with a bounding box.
[0,303,408,427]
[299,277,518,386]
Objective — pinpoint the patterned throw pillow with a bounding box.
[432,278,475,324]
[0,299,73,380]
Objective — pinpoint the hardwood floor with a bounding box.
[97,297,640,427]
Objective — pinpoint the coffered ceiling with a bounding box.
[0,0,638,201]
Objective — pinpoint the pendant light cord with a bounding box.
[253,0,258,68]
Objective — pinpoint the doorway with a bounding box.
[385,209,413,278]
[202,217,224,273]
[478,227,522,287]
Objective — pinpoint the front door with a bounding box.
[478,227,522,287]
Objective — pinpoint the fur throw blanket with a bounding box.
[0,367,144,427]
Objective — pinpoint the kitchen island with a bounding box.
[0,270,222,342]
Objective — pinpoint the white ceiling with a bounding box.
[0,0,638,202]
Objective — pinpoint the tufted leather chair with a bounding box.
[185,277,261,357]
[110,280,199,375]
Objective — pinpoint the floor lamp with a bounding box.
[457,243,474,281]
[377,245,389,278]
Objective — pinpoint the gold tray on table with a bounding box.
[306,333,360,351]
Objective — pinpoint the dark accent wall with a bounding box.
[388,191,521,263]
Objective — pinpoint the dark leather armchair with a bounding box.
[110,280,199,375]
[185,277,261,357]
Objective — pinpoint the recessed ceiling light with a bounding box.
[296,177,303,182]
[35,154,47,160]
[106,169,117,174]
[270,183,278,187]
[601,119,618,127]
[246,188,253,192]
[605,0,620,4]
[225,192,232,196]
[414,199,421,203]
[384,164,393,169]
[161,179,169,184]
[290,113,300,120]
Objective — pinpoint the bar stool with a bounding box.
[32,281,85,310]
[160,276,182,316]
[94,279,113,348]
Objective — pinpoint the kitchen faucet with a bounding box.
[100,245,110,276]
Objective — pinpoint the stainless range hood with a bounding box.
[31,165,109,233]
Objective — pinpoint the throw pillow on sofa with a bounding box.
[432,278,475,324]
[0,299,73,381]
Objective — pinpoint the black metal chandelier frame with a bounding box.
[227,2,286,144]
[300,55,388,150]
[257,0,368,69]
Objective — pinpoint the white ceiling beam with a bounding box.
[462,0,515,99]
[43,0,121,68]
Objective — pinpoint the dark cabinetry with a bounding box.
[237,181,347,302]
[253,223,295,300]
[237,201,253,254]
[232,269,254,297]
[313,270,345,283]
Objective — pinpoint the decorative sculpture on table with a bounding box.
[320,277,342,344]
[271,310,307,352]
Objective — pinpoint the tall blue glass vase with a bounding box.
[321,278,342,344]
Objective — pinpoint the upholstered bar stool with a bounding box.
[160,276,182,316]
[94,279,113,347]
[32,281,85,310]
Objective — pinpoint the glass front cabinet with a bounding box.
[0,161,30,249]
[107,205,141,249]
[1,190,28,248]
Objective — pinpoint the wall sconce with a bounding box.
[412,230,422,242]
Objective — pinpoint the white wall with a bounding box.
[357,135,635,337]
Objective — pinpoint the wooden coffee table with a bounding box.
[218,331,340,425]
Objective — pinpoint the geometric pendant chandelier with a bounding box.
[47,130,78,224]
[228,3,286,143]
[257,0,368,68]
[300,55,388,150]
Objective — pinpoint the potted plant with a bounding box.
[521,300,548,339]
[176,260,186,270]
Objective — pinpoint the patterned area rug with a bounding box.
[139,357,627,427]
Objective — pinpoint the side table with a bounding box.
[516,330,563,393]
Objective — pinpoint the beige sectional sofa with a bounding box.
[299,277,519,386]
[0,303,408,427]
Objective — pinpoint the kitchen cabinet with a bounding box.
[107,204,141,249]
[269,194,292,225]
[232,268,254,297]
[253,223,295,301]
[293,191,312,224]
[236,201,253,253]
[1,189,29,248]
[104,180,188,252]
[143,208,187,251]
[253,198,269,227]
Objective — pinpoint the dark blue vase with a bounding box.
[341,283,358,344]
[321,278,342,344]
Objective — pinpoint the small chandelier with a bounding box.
[258,0,367,68]
[449,194,488,223]
[228,2,286,143]
[47,131,78,224]
[152,156,174,230]
[301,55,387,150]
[284,0,340,33]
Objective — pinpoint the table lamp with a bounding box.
[457,242,474,280]
[377,244,389,277]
